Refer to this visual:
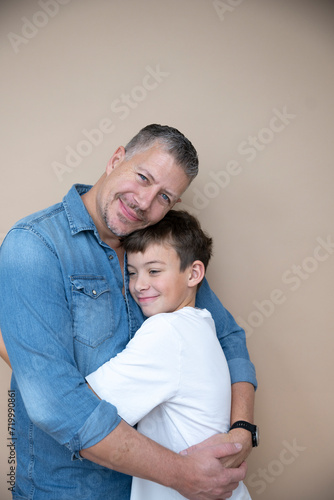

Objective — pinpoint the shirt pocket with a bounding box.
[70,275,114,348]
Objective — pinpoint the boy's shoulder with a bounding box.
[142,307,213,331]
[172,307,212,320]
[133,308,218,356]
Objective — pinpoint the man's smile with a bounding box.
[118,198,144,222]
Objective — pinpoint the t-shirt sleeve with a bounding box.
[86,316,181,426]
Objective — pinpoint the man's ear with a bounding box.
[188,260,205,288]
[106,146,126,175]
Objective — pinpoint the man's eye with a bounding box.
[138,173,148,182]
[160,193,170,203]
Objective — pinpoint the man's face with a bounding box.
[127,243,194,317]
[97,144,190,238]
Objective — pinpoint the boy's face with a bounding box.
[127,243,195,317]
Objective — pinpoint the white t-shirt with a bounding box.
[86,307,251,500]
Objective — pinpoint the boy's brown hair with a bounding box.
[122,210,213,274]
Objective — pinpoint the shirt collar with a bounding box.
[62,184,96,236]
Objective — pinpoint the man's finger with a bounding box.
[180,441,242,457]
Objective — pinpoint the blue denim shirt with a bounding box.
[0,184,256,500]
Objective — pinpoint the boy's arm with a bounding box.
[85,318,183,425]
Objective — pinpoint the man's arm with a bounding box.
[81,419,247,500]
[195,278,257,387]
[0,229,121,452]
[228,381,255,464]
[195,278,256,466]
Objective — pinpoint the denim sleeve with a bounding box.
[195,278,257,389]
[0,228,121,454]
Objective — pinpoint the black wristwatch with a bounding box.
[230,420,259,447]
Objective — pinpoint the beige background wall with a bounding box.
[1,0,333,498]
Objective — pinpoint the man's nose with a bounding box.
[135,186,158,211]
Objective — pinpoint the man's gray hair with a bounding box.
[124,124,199,181]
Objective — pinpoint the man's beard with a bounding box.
[103,197,148,237]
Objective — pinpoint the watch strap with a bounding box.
[230,420,259,447]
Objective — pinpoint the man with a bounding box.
[0,125,257,500]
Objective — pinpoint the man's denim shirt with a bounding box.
[0,185,257,500]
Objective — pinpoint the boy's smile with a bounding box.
[127,243,196,317]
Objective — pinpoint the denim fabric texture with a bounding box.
[0,184,256,499]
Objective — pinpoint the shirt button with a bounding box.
[108,255,114,260]
[92,290,97,296]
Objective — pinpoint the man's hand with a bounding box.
[180,429,252,469]
[175,442,247,500]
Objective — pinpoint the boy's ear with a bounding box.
[188,260,205,288]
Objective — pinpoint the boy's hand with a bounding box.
[180,429,252,469]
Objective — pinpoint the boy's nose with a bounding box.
[134,275,149,292]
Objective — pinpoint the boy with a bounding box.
[86,210,251,500]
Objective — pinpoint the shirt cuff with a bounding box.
[66,399,122,460]
[228,358,258,390]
